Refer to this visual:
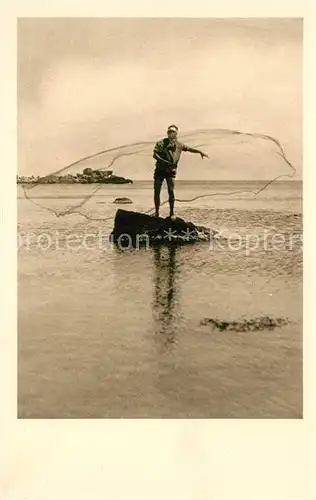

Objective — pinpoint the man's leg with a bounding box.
[154,177,163,217]
[166,176,175,217]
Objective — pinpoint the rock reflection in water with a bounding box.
[152,245,182,350]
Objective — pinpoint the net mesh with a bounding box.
[20,128,297,221]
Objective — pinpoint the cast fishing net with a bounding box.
[20,128,297,221]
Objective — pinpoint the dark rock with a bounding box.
[102,175,133,184]
[110,209,216,246]
[113,197,133,204]
[83,168,93,175]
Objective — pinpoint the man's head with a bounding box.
[167,125,178,142]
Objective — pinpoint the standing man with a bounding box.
[153,125,208,219]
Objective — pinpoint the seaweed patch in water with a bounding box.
[200,316,289,332]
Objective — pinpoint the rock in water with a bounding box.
[113,197,133,204]
[110,209,216,246]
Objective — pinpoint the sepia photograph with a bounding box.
[18,17,302,418]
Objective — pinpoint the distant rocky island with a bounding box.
[17,168,133,185]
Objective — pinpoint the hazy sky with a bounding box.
[18,18,302,178]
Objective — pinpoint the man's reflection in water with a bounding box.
[152,244,181,350]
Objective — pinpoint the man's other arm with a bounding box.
[153,141,172,164]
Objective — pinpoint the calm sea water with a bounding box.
[18,181,302,418]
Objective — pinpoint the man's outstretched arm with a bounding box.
[183,144,209,159]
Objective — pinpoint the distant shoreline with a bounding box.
[17,178,301,184]
[17,168,133,185]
